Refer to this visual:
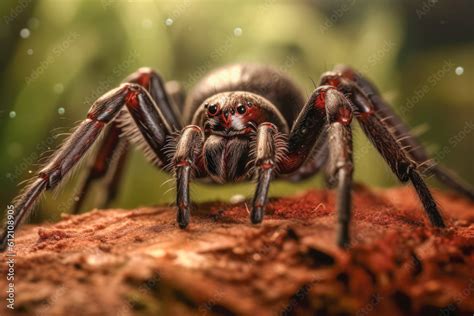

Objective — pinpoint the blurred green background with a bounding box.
[0,0,473,222]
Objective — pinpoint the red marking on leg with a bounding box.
[126,91,139,108]
[279,153,304,174]
[359,111,374,122]
[338,107,352,125]
[327,78,341,87]
[136,73,150,89]
[315,91,326,109]
[261,161,274,170]
[176,161,191,167]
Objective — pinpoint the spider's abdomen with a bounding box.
[184,64,305,127]
[203,135,250,183]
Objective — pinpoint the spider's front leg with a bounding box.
[252,87,355,247]
[250,123,281,223]
[0,83,173,251]
[280,87,354,247]
[173,126,205,228]
[325,95,354,248]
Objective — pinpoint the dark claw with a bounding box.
[250,206,264,224]
[177,207,190,229]
[337,223,350,249]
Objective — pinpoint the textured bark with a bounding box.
[1,185,473,316]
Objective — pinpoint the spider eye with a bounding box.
[237,104,246,114]
[207,104,219,116]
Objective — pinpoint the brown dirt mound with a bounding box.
[1,185,473,316]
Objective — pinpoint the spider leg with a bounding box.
[72,123,129,213]
[74,69,184,212]
[279,86,333,175]
[173,125,205,228]
[125,68,183,129]
[250,123,280,223]
[347,84,445,227]
[325,93,354,248]
[278,87,354,247]
[284,130,329,182]
[331,66,474,201]
[0,83,173,251]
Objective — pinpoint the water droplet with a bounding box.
[28,170,33,174]
[27,48,34,55]
[58,107,65,115]
[233,27,242,36]
[142,19,153,28]
[9,111,16,118]
[28,17,40,29]
[54,83,64,94]
[165,18,173,26]
[20,28,31,39]
[455,66,464,76]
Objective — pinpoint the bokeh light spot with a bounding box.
[20,28,31,38]
[234,27,242,36]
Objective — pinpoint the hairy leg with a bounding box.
[250,123,283,223]
[0,83,173,251]
[73,123,129,213]
[330,66,474,200]
[277,86,355,247]
[324,92,354,247]
[74,68,184,212]
[344,81,445,227]
[173,125,205,228]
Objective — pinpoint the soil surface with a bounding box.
[1,185,473,316]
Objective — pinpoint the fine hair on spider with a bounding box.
[2,63,474,250]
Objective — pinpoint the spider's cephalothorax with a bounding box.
[2,64,474,249]
[196,91,289,183]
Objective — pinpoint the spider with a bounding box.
[1,64,473,250]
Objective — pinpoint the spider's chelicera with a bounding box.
[2,64,473,249]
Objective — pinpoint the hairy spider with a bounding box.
[2,64,473,250]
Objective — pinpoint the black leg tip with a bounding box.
[337,226,350,249]
[337,238,350,249]
[177,208,190,229]
[250,207,264,224]
[431,214,446,228]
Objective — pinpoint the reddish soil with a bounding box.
[0,185,473,316]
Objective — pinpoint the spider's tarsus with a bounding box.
[177,208,190,229]
[409,169,446,228]
[337,227,350,249]
[250,207,264,224]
